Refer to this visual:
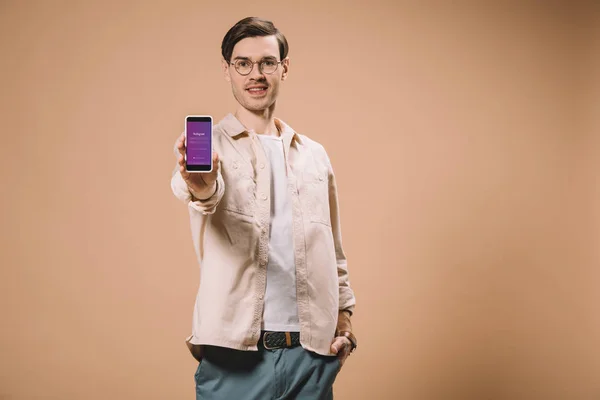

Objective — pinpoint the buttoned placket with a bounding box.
[248,130,272,345]
[281,133,310,345]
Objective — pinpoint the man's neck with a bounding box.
[234,106,280,136]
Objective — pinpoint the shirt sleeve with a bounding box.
[325,152,356,315]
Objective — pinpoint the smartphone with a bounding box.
[185,115,213,172]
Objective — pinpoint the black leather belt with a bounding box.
[260,331,301,350]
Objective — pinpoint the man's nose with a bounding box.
[249,62,265,79]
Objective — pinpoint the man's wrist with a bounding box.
[336,309,353,336]
[189,180,217,201]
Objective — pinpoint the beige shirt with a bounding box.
[170,113,356,357]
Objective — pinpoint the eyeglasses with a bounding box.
[229,58,284,76]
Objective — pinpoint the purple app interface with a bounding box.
[186,121,211,165]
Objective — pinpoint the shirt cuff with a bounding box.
[190,180,218,201]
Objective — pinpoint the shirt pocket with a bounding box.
[221,159,257,217]
[300,169,331,226]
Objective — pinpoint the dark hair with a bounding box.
[221,17,289,63]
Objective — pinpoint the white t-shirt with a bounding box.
[256,134,300,332]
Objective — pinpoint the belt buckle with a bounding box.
[263,331,278,350]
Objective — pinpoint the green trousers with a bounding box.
[194,343,341,400]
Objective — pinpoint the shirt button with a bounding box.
[261,193,267,200]
[318,175,324,181]
[259,294,264,300]
[260,163,265,169]
[233,162,239,169]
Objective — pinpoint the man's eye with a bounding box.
[263,60,276,66]
[237,61,250,68]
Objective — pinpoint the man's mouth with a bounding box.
[246,86,268,96]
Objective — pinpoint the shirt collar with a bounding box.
[220,112,302,145]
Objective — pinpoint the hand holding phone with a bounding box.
[176,131,220,200]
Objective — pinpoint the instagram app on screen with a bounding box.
[185,116,212,172]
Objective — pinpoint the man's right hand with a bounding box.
[176,132,220,200]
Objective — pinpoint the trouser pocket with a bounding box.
[194,361,204,385]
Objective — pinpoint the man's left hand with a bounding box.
[330,336,352,369]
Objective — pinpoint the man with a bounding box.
[171,16,357,399]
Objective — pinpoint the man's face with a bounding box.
[223,35,289,112]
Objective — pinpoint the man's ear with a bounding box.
[281,57,290,81]
[222,58,231,82]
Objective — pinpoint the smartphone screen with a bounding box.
[185,115,212,172]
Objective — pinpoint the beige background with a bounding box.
[1,1,599,399]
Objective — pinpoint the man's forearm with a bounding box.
[336,309,353,334]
